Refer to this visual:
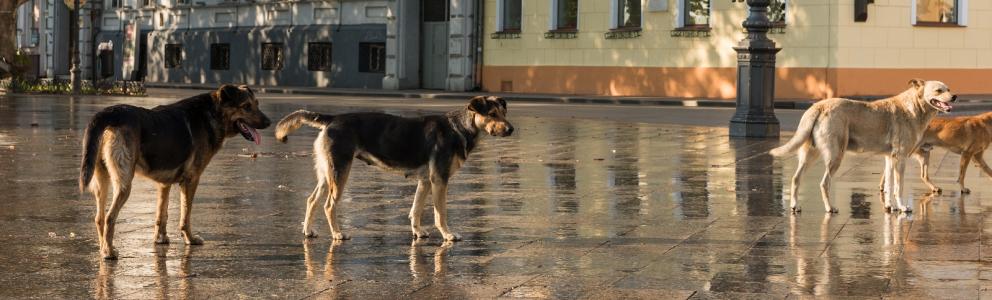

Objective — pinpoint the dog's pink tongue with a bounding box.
[250,127,261,145]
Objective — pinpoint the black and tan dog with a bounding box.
[275,96,514,241]
[79,85,270,259]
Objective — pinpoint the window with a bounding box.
[358,43,385,73]
[916,0,959,25]
[210,43,229,70]
[261,43,284,71]
[616,0,641,29]
[499,0,521,32]
[553,0,578,30]
[164,44,182,68]
[769,0,786,26]
[308,43,333,72]
[682,0,710,28]
[142,0,153,7]
[107,0,121,8]
[176,0,189,5]
[423,0,448,22]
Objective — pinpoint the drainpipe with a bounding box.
[473,0,484,91]
[89,2,99,81]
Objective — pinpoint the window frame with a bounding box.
[260,42,284,71]
[548,0,579,32]
[496,0,522,33]
[676,0,712,30]
[209,43,230,71]
[912,0,967,27]
[611,0,643,31]
[768,0,787,27]
[358,42,386,74]
[164,44,183,69]
[307,42,333,72]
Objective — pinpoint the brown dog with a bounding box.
[79,85,270,259]
[879,112,992,195]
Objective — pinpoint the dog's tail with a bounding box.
[275,109,334,143]
[79,112,112,192]
[769,107,821,157]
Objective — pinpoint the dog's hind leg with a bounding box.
[324,154,353,240]
[958,153,973,194]
[818,150,842,214]
[178,178,204,245]
[102,134,136,260]
[972,150,992,184]
[410,179,432,238]
[789,143,817,213]
[91,164,110,256]
[154,184,171,244]
[302,177,326,238]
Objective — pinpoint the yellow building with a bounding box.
[482,0,985,100]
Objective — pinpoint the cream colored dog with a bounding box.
[770,79,956,213]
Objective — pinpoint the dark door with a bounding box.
[421,0,449,89]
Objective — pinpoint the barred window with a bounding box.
[308,43,333,72]
[261,43,284,71]
[164,44,182,68]
[210,43,230,70]
[500,0,522,31]
[358,43,385,73]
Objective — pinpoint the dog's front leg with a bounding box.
[409,180,432,238]
[431,181,461,241]
[154,184,171,244]
[893,158,912,212]
[883,156,894,210]
[179,179,204,245]
[915,150,941,194]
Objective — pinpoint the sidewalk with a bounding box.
[146,82,992,111]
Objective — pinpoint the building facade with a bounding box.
[15,0,485,92]
[482,0,988,99]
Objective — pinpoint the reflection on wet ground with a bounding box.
[0,94,989,299]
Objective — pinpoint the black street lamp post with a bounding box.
[68,0,82,94]
[729,0,780,138]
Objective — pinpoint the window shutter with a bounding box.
[610,0,619,29]
[959,0,968,26]
[675,0,685,28]
[549,0,557,30]
[910,0,917,25]
[496,0,505,31]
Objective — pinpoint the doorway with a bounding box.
[421,0,448,90]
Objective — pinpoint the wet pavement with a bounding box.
[0,91,990,299]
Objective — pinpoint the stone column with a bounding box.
[70,0,81,94]
[446,0,476,91]
[382,0,420,90]
[729,0,780,138]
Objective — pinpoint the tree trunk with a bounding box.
[0,0,32,77]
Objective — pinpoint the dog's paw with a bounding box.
[962,188,971,194]
[790,206,801,214]
[412,228,430,239]
[825,206,838,214]
[304,230,318,238]
[184,235,204,245]
[102,249,119,260]
[154,234,170,245]
[899,205,913,213]
[331,232,350,240]
[442,232,462,242]
[931,187,943,195]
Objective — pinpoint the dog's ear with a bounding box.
[467,96,490,114]
[909,78,925,89]
[494,97,507,110]
[216,84,245,105]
